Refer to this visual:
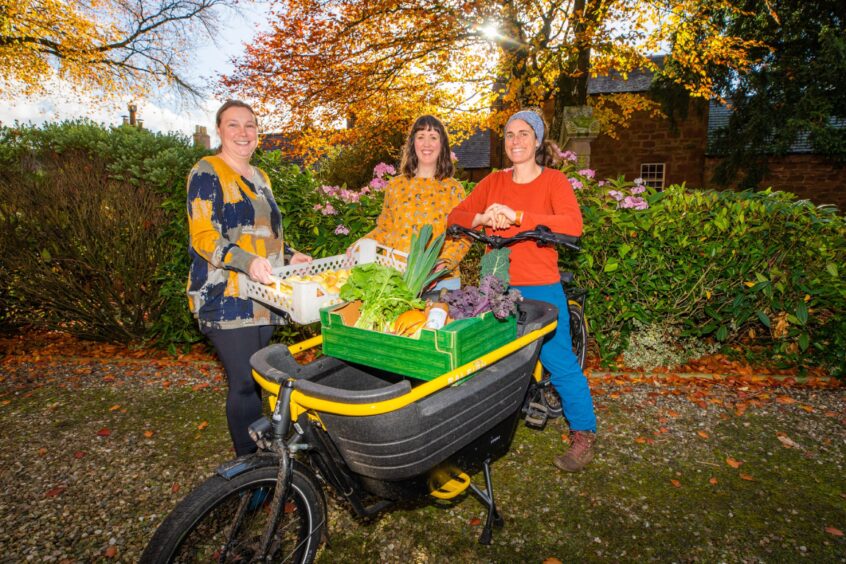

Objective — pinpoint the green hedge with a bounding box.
[568,179,845,375]
[1,122,843,375]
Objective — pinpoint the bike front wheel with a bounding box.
[141,462,326,564]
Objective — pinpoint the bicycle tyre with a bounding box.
[140,462,326,564]
[540,302,588,419]
[568,301,588,370]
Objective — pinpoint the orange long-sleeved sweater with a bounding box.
[447,167,583,286]
[366,175,471,276]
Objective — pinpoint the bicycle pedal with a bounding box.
[524,401,549,428]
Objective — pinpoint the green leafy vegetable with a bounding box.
[403,224,447,296]
[480,248,511,285]
[339,263,424,331]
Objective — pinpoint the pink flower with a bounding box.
[577,168,595,179]
[373,162,396,178]
[608,190,624,201]
[633,177,644,185]
[619,196,648,210]
[369,177,388,191]
[334,224,350,235]
[320,185,339,197]
[569,178,584,190]
[313,203,323,211]
[338,188,361,204]
[320,203,337,216]
[598,180,607,187]
[630,185,646,194]
[558,150,578,163]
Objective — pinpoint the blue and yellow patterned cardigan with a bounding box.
[186,155,288,329]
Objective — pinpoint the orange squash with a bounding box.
[392,309,427,336]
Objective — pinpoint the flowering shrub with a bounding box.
[256,151,390,258]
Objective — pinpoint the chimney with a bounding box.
[128,103,138,126]
[193,125,211,149]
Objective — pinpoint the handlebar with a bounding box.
[447,224,580,252]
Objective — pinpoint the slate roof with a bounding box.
[452,129,491,169]
[707,100,846,155]
[587,69,654,94]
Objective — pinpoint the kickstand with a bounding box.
[468,458,504,545]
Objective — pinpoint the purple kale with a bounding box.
[441,275,522,320]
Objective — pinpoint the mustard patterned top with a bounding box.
[364,175,471,278]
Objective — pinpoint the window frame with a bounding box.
[639,162,666,190]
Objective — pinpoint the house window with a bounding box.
[640,163,665,189]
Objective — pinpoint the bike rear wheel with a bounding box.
[541,301,588,418]
[141,463,326,564]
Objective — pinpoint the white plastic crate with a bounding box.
[240,239,407,324]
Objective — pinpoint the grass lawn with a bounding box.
[0,367,843,562]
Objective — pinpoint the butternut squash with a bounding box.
[392,309,427,336]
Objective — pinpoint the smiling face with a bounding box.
[413,126,442,170]
[504,119,538,166]
[217,106,258,163]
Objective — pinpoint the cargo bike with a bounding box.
[141,226,584,563]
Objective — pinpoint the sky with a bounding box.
[0,3,271,145]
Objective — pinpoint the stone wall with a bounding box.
[590,99,710,188]
[704,155,846,212]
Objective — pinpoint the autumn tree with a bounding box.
[0,0,233,99]
[708,0,846,187]
[223,0,758,161]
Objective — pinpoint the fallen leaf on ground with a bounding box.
[740,473,755,481]
[709,477,718,485]
[776,432,801,449]
[104,545,117,558]
[109,404,121,411]
[45,486,66,498]
[197,421,209,431]
[97,428,111,437]
[776,395,796,405]
[73,451,86,459]
[697,431,710,439]
[800,405,815,413]
[726,457,743,468]
[144,430,155,438]
[825,526,843,537]
[171,483,180,494]
[670,479,681,488]
[543,558,563,564]
[38,447,47,456]
[469,517,481,526]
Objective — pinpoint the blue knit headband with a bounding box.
[506,110,545,144]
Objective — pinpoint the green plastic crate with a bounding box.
[320,305,518,381]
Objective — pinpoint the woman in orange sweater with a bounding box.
[351,115,469,289]
[448,109,597,472]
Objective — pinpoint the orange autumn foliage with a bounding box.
[223,0,761,162]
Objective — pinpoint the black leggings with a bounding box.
[203,325,275,456]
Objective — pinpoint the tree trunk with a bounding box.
[550,0,593,145]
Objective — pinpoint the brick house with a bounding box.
[453,69,845,211]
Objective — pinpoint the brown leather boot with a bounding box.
[553,431,596,472]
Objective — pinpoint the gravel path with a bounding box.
[1,353,844,562]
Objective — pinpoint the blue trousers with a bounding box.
[513,283,597,432]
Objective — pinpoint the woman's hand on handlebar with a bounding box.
[473,203,516,230]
